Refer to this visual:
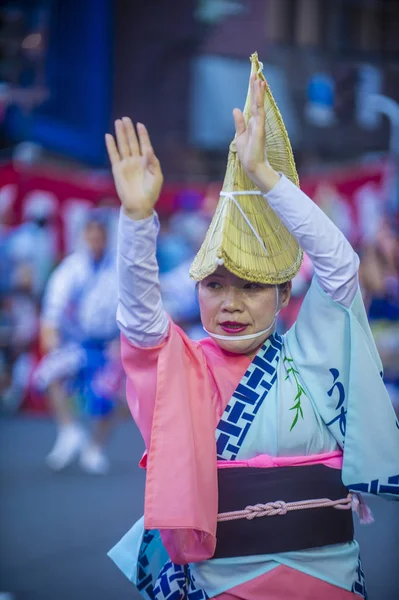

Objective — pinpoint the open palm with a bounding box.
[233,75,269,177]
[105,118,163,220]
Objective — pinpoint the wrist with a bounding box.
[123,207,154,221]
[251,163,280,194]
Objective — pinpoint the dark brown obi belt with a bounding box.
[213,464,354,559]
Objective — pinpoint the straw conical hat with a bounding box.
[190,52,303,284]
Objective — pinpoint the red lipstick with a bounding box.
[219,321,248,334]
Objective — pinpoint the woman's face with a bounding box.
[198,267,291,356]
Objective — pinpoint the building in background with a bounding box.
[189,0,399,177]
[1,0,398,177]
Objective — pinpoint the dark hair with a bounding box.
[195,280,291,294]
[278,281,291,293]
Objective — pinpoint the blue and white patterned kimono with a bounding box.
[109,276,399,599]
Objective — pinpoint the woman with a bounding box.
[105,69,398,599]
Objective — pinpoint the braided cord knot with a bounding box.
[244,500,287,519]
[218,494,352,523]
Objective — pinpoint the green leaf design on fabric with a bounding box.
[283,355,307,431]
[290,412,299,430]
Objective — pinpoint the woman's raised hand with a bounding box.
[233,75,279,192]
[105,118,163,220]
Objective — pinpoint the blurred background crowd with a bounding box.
[0,1,398,599]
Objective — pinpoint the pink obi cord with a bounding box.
[217,450,344,470]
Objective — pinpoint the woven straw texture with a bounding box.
[190,52,303,284]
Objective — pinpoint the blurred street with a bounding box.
[0,416,398,600]
[0,416,143,600]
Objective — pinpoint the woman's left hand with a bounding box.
[233,75,279,192]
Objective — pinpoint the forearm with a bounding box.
[41,264,72,340]
[117,208,169,347]
[263,172,359,307]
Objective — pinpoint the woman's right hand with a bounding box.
[105,118,163,220]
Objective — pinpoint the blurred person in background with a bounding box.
[157,185,209,276]
[160,257,202,339]
[359,217,399,413]
[0,190,40,411]
[169,188,211,255]
[159,188,212,339]
[6,191,59,299]
[156,216,193,274]
[33,210,124,475]
[0,262,38,412]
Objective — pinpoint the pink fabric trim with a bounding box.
[212,565,358,599]
[121,323,250,564]
[217,450,343,470]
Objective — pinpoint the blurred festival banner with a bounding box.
[1,157,396,247]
